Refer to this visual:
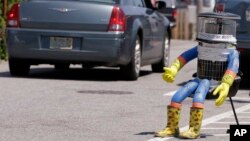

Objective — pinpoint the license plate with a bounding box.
[50,37,73,50]
[246,9,250,21]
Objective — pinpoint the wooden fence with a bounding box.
[171,7,197,40]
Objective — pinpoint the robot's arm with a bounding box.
[172,46,198,71]
[162,46,198,83]
[213,50,239,106]
[222,50,239,86]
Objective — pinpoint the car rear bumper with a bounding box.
[6,28,132,65]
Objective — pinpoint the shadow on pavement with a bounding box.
[135,131,155,136]
[0,67,153,81]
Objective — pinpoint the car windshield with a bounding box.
[28,0,118,4]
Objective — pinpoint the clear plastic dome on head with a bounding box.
[197,12,240,45]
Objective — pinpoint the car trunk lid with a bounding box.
[19,0,116,31]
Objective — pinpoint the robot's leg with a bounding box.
[155,79,199,137]
[180,107,204,139]
[180,79,210,139]
[155,106,181,137]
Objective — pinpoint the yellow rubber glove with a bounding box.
[162,66,178,83]
[213,82,230,106]
[162,59,183,83]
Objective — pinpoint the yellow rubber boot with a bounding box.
[155,106,181,137]
[179,108,203,139]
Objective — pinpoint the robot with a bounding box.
[155,12,241,139]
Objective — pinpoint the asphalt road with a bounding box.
[0,40,249,141]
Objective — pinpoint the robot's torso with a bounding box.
[197,43,230,81]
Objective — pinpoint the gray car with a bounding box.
[215,0,250,78]
[6,0,171,80]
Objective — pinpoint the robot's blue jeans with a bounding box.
[171,79,210,104]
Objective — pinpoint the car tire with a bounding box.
[151,32,170,72]
[9,58,30,76]
[54,63,70,70]
[120,35,141,80]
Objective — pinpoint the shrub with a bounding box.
[0,16,7,61]
[0,0,20,61]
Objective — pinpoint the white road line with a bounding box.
[147,104,250,141]
[147,137,172,141]
[230,97,250,100]
[202,127,228,130]
[213,121,250,124]
[239,112,250,114]
[205,134,228,137]
[163,90,176,97]
[226,116,250,119]
[199,104,250,126]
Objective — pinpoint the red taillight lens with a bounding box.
[108,6,126,32]
[237,48,245,53]
[214,3,225,12]
[172,9,177,19]
[7,3,20,27]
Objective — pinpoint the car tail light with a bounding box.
[214,3,225,12]
[108,6,126,32]
[237,48,245,53]
[172,9,177,19]
[7,3,20,27]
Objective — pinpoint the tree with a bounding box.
[0,0,19,61]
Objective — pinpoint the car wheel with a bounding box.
[54,63,70,70]
[120,35,141,80]
[9,58,30,76]
[151,33,170,72]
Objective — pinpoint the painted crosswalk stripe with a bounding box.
[163,90,176,96]
[202,127,228,130]
[213,121,250,124]
[226,116,250,119]
[239,112,250,114]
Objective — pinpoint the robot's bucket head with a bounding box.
[197,12,240,45]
